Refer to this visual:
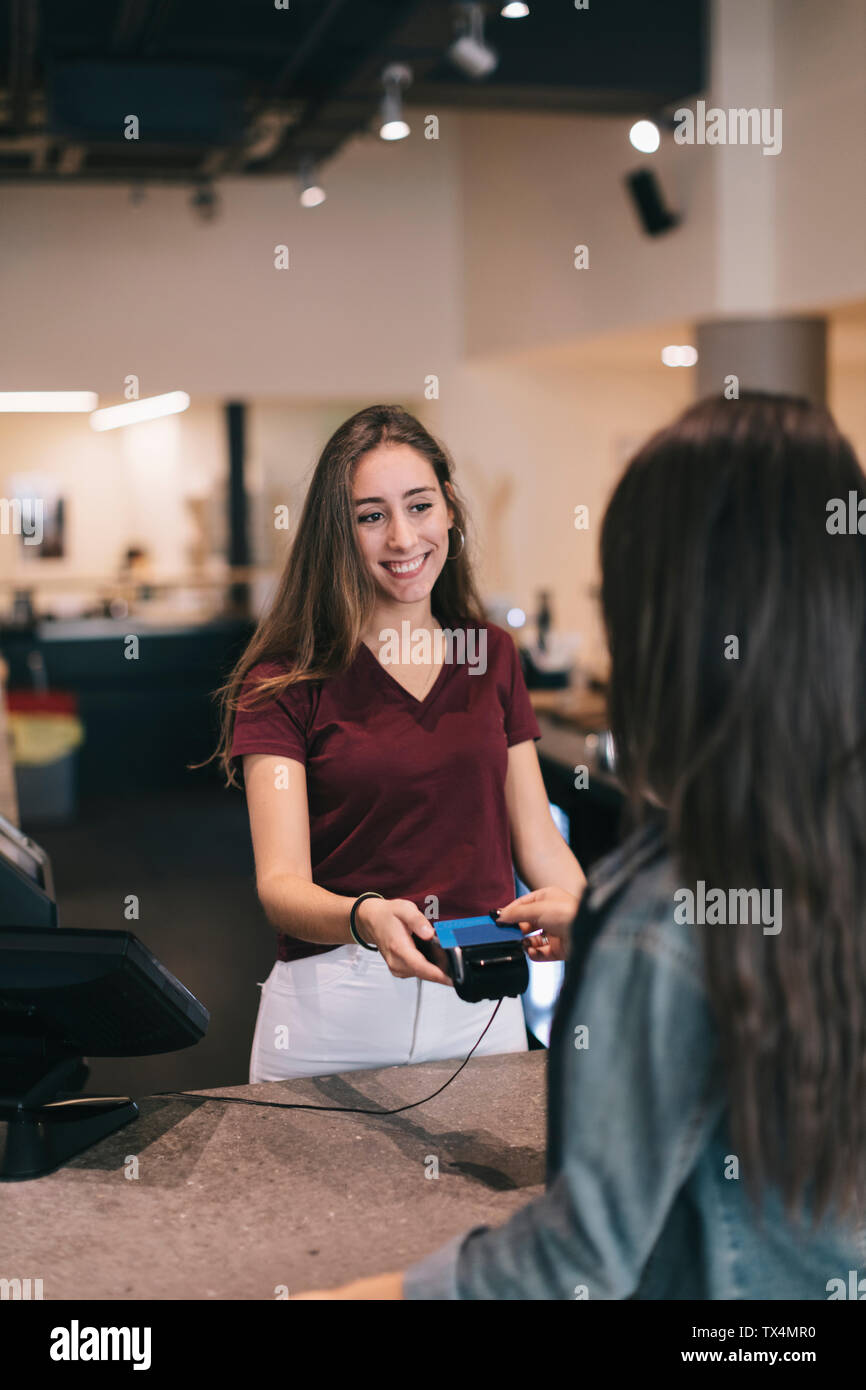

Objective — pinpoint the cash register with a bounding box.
[0,811,209,1180]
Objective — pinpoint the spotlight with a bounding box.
[449,3,498,79]
[298,157,326,208]
[629,120,660,153]
[379,63,412,141]
[624,169,679,236]
[501,2,529,15]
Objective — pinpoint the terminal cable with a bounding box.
[153,1001,503,1116]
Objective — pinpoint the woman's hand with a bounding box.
[356,897,452,986]
[495,886,582,963]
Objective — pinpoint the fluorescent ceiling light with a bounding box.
[0,392,98,412]
[90,391,190,431]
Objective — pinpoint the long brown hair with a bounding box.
[600,391,866,1224]
[209,404,486,787]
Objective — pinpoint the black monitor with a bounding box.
[0,926,208,1057]
[0,820,209,1181]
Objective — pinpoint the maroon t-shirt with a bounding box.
[230,622,541,962]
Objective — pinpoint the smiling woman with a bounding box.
[202,403,586,1083]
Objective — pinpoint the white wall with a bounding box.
[424,349,694,674]
[0,123,463,399]
[459,108,717,357]
[772,0,866,311]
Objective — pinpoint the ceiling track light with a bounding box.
[501,2,529,16]
[449,3,498,79]
[298,156,326,207]
[379,63,412,141]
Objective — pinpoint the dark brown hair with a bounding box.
[600,390,866,1223]
[209,404,486,787]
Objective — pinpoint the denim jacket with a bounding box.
[403,816,866,1299]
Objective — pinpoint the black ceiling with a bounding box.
[0,0,707,183]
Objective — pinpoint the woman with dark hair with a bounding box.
[297,390,866,1299]
[211,404,586,1081]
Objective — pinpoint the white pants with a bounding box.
[249,942,529,1082]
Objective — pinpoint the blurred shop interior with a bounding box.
[1,0,865,1092]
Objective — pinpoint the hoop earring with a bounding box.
[446,526,465,560]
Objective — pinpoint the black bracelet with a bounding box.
[349,892,383,950]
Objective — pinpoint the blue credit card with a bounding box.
[434,915,525,949]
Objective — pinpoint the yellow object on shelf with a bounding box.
[8,713,85,766]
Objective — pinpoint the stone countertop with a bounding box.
[4,1050,547,1300]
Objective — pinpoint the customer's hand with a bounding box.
[495,887,582,963]
[355,897,452,986]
